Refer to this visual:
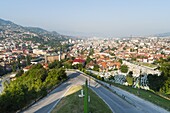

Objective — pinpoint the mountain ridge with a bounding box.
[0,18,71,43]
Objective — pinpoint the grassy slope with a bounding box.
[110,82,170,111]
[82,70,170,111]
[51,85,112,113]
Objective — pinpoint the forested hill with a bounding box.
[0,18,70,43]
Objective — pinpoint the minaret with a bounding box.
[58,51,61,61]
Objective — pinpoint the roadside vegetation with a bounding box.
[51,85,112,113]
[0,62,67,113]
[81,69,170,111]
[73,56,170,111]
[109,82,170,111]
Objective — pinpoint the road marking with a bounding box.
[47,85,72,113]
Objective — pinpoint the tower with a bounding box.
[58,51,61,61]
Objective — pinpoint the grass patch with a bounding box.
[51,85,112,113]
[109,82,170,111]
[134,61,157,68]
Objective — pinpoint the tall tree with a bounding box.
[93,64,99,72]
[147,74,165,92]
[48,60,63,69]
[126,75,133,86]
[86,56,92,64]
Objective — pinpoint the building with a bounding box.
[72,58,85,65]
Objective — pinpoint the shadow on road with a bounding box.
[34,99,59,113]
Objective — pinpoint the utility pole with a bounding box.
[137,69,142,95]
[84,79,88,113]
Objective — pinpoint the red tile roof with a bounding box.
[73,59,85,63]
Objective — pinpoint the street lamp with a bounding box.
[84,79,89,113]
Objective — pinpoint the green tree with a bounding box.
[89,48,94,56]
[93,64,99,72]
[44,68,67,89]
[147,74,165,92]
[126,74,133,86]
[0,63,68,112]
[86,56,92,64]
[56,68,67,81]
[31,63,43,69]
[160,77,170,94]
[16,69,24,77]
[120,65,128,73]
[119,59,123,64]
[73,64,83,70]
[63,62,73,69]
[160,62,170,77]
[159,60,170,94]
[48,60,63,69]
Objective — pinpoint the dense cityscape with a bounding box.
[0,1,170,113]
[0,18,169,113]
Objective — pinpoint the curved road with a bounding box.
[23,71,169,113]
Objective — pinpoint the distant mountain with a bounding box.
[154,32,170,37]
[0,18,24,30]
[0,18,70,41]
[25,27,49,34]
[0,18,15,26]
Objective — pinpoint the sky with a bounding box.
[0,0,170,37]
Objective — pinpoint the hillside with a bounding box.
[0,18,69,43]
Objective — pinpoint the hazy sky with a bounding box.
[0,0,170,37]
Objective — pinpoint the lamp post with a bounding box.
[84,79,88,113]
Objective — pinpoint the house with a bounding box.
[99,62,107,71]
[101,61,121,71]
[72,58,85,65]
[23,65,32,72]
[86,61,95,69]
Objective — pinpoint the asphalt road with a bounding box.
[0,73,15,94]
[23,71,85,113]
[23,71,169,113]
[0,75,10,94]
[96,80,169,113]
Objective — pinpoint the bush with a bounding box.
[120,65,128,73]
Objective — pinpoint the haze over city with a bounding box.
[1,0,170,37]
[0,1,170,113]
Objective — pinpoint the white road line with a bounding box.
[47,85,72,113]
